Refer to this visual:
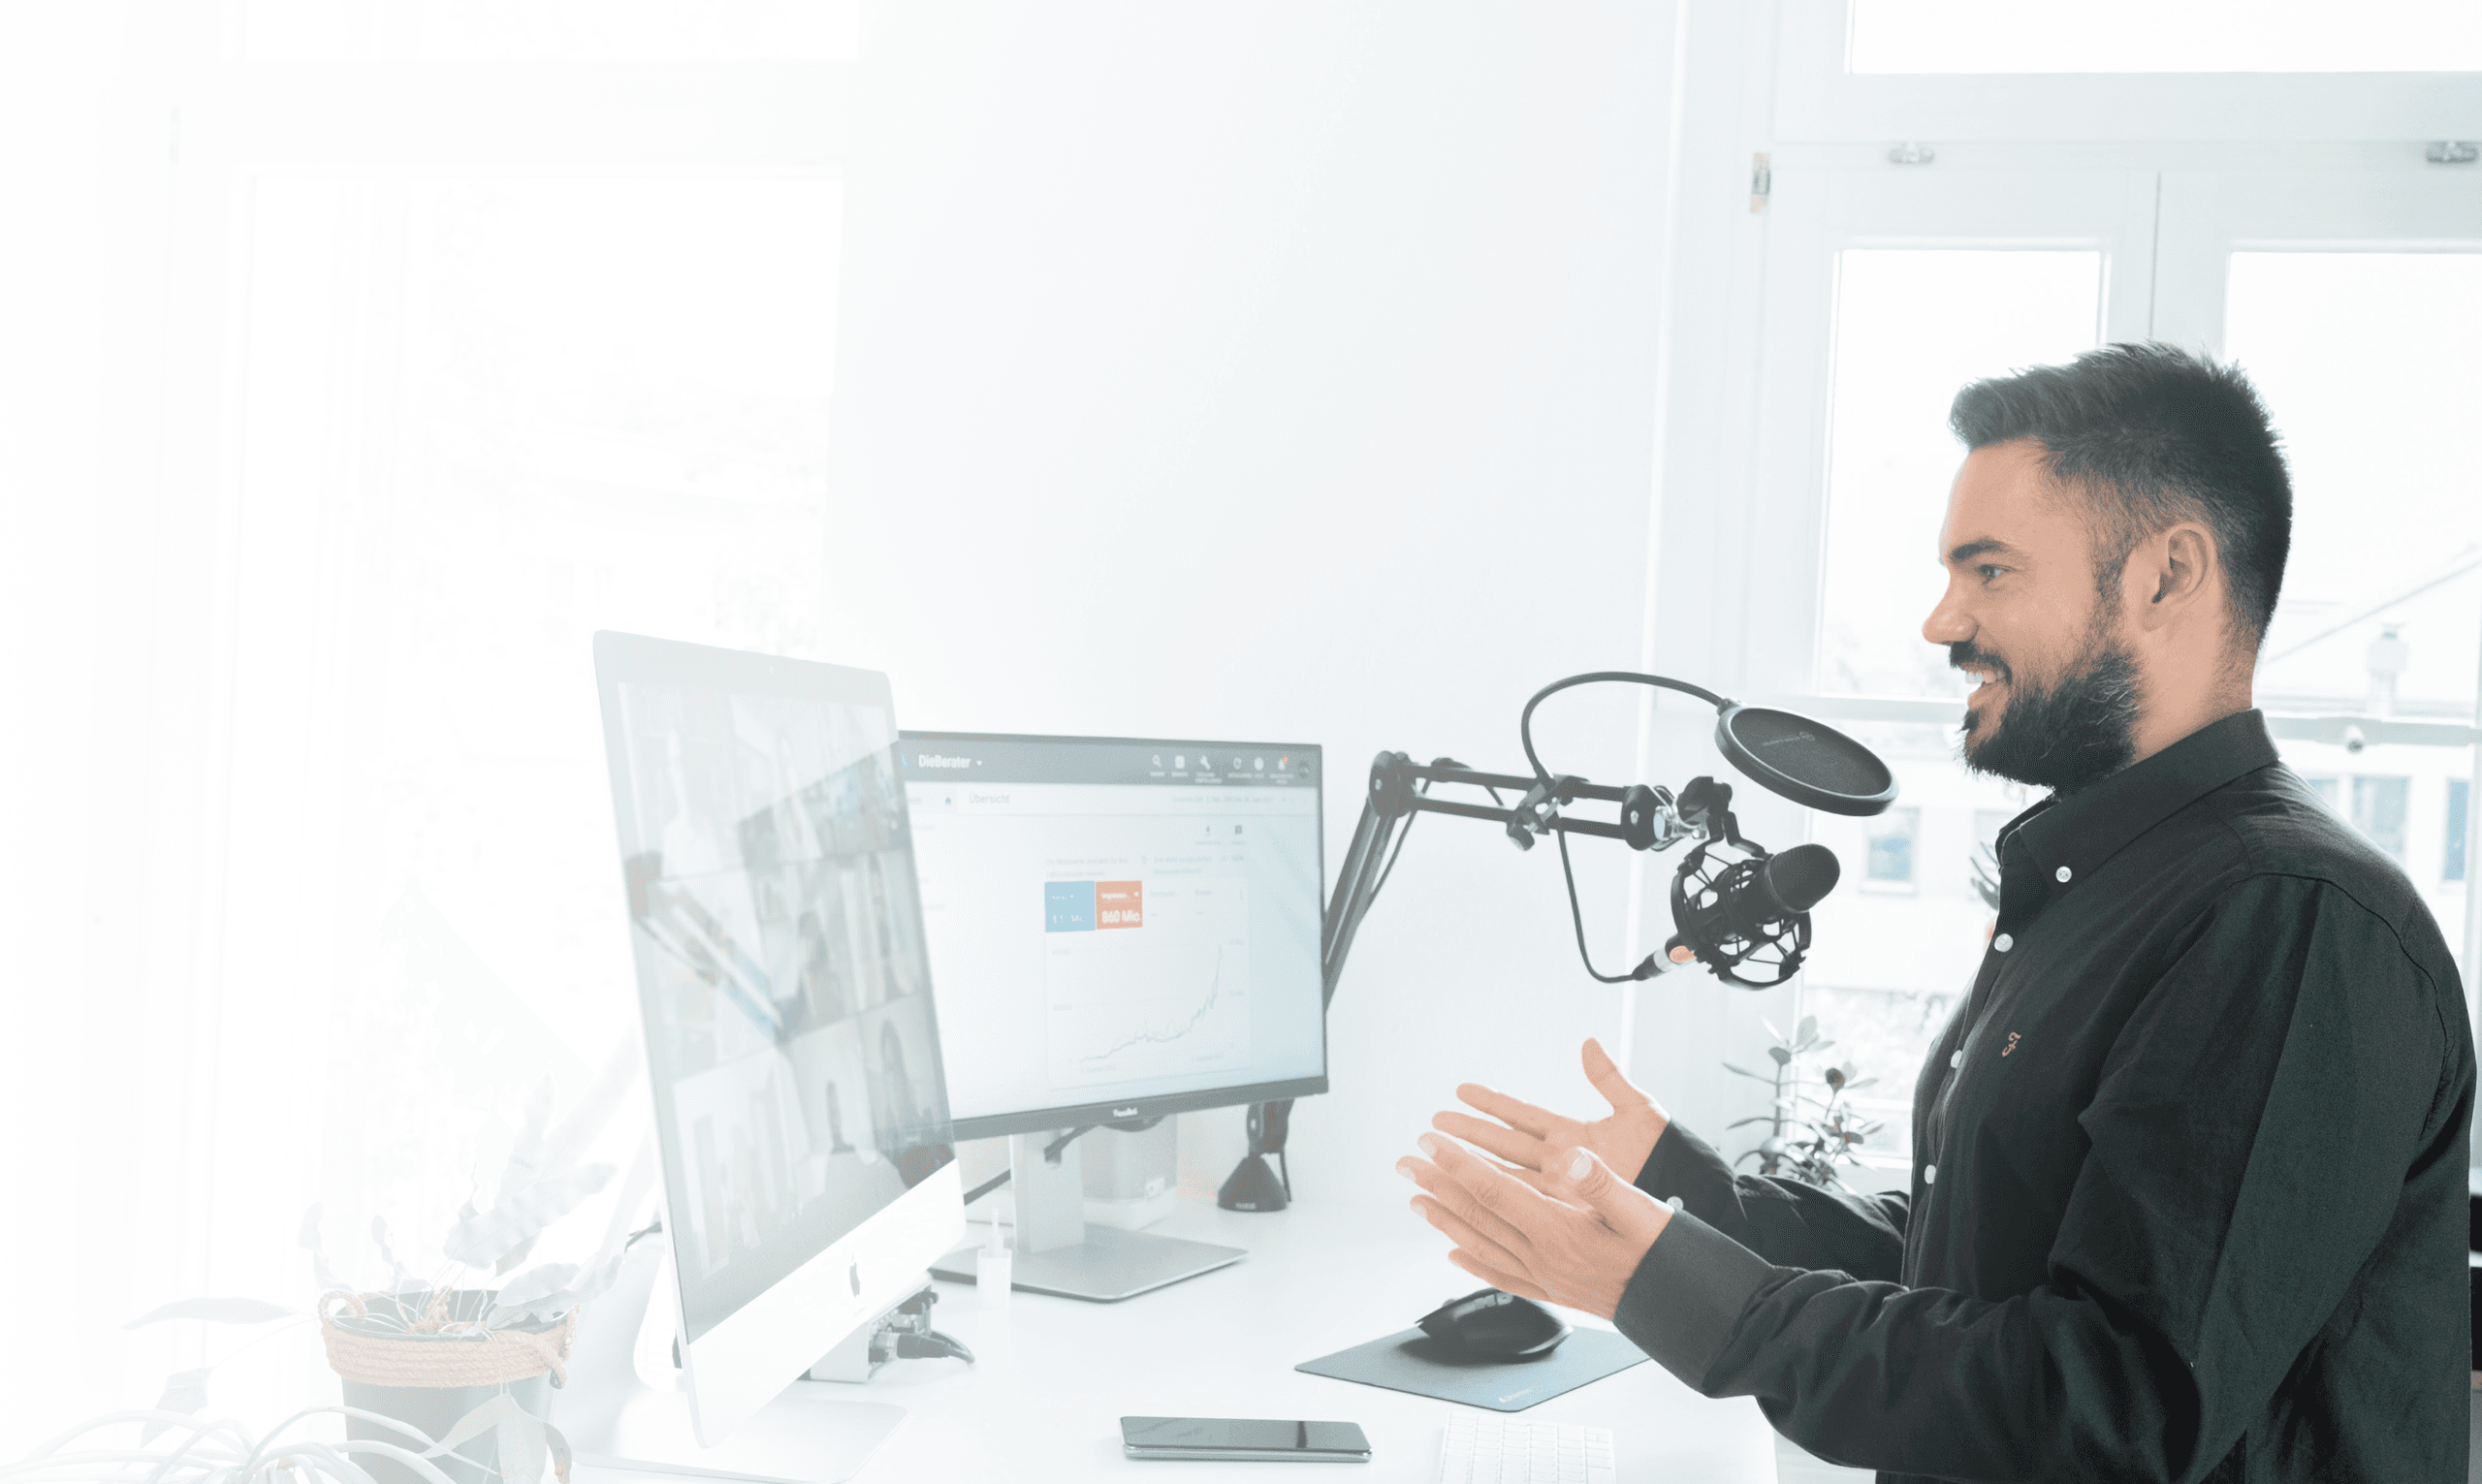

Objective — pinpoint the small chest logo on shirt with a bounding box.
[2002,1031,2021,1057]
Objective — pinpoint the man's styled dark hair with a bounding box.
[1950,342,2292,648]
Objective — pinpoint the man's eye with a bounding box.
[1977,564,2006,582]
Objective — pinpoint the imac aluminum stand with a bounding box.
[930,1130,1243,1302]
[553,1236,904,1484]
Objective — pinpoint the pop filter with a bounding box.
[1517,673,1897,820]
[1714,705,1896,818]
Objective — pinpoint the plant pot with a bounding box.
[322,1289,575,1484]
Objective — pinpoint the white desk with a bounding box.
[643,1193,1779,1483]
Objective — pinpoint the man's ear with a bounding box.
[2132,521,2219,633]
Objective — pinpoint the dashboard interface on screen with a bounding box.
[599,644,953,1342]
[900,734,1326,1130]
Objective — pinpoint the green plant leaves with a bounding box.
[140,1370,212,1443]
[425,1392,568,1484]
[441,1163,615,1270]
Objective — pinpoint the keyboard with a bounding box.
[1439,1412,1616,1484]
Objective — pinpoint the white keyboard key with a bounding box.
[1440,1411,1616,1484]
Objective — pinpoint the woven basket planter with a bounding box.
[321,1289,577,1484]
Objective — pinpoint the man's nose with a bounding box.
[1923,584,1973,647]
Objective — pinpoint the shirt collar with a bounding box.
[1994,709,2280,912]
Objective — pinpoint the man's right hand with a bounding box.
[1433,1037,1670,1192]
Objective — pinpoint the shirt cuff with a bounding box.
[1634,1121,1694,1194]
[1633,1120,1735,1202]
[1609,1208,1775,1391]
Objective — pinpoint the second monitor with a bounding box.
[900,732,1325,1299]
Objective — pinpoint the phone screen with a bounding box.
[1122,1417,1369,1454]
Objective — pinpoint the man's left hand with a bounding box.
[1398,1132,1672,1320]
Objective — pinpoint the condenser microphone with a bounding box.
[1661,840,1841,988]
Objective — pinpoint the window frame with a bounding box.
[1639,0,2482,1104]
[1775,0,2481,144]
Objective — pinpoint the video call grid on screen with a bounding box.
[899,732,1328,1138]
[594,635,956,1341]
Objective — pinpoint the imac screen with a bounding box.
[605,670,953,1342]
[900,735,1325,1131]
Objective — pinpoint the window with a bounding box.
[241,0,861,60]
[1817,250,2101,700]
[2351,777,2411,861]
[2449,779,2469,883]
[1849,0,2482,75]
[23,25,855,1431]
[1863,806,1920,888]
[1697,4,2482,1168]
[2305,776,2340,812]
[2232,254,2482,714]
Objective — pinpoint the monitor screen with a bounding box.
[900,733,1326,1138]
[599,640,954,1342]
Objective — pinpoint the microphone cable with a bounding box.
[1516,672,1731,986]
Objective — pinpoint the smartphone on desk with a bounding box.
[1121,1417,1372,1463]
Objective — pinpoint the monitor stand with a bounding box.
[929,1129,1245,1302]
[554,1236,904,1484]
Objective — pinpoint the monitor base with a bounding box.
[931,1223,1243,1302]
[556,1236,907,1484]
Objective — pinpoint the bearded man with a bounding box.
[1400,343,2475,1482]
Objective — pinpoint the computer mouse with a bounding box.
[1416,1287,1572,1357]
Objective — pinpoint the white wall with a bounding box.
[816,3,1690,1204]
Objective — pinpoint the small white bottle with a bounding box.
[976,1203,1013,1310]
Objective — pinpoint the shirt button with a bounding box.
[1993,932,2014,953]
[2055,866,2073,883]
[1923,1163,1938,1184]
[1950,1049,1962,1068]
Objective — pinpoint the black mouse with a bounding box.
[1416,1287,1571,1357]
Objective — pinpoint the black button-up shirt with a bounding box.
[1611,710,2474,1483]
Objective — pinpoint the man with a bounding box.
[1400,343,2474,1482]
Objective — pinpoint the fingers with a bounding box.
[1444,1247,1550,1305]
[1546,1146,1672,1247]
[1420,1133,1563,1224]
[1554,1145,1619,1209]
[1432,1109,1549,1170]
[1408,1190,1530,1278]
[1398,1152,1531,1255]
[1454,1082,1559,1139]
[1579,1037,1648,1113]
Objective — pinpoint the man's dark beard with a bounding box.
[1956,635,2142,796]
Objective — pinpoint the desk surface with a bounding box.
[693,1194,1780,1483]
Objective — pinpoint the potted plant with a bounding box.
[123,1075,640,1484]
[1724,1015,1882,1187]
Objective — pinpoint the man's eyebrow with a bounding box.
[1945,538,2017,565]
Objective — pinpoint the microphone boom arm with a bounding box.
[1222,671,1891,1213]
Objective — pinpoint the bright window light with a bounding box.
[245,0,860,60]
[197,175,843,1326]
[2231,252,2482,711]
[1851,0,2482,74]
[1815,248,2101,699]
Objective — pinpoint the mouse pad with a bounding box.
[1294,1327,1647,1412]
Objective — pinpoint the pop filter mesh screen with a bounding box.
[1727,709,1891,797]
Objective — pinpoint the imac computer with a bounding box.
[566,632,964,1482]
[898,731,1326,1301]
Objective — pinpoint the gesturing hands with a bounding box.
[1397,1136,1671,1321]
[1395,1039,1677,1321]
[1435,1037,1669,1192]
